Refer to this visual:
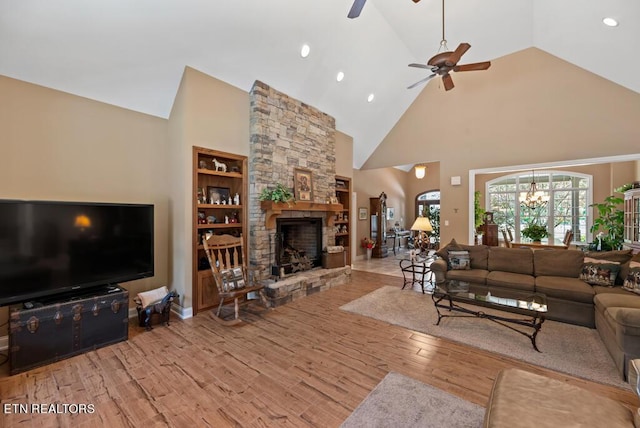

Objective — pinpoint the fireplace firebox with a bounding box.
[273,218,323,277]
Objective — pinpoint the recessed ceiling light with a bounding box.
[367,93,375,103]
[300,44,310,58]
[336,71,345,82]
[602,17,618,27]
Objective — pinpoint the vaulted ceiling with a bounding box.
[1,0,638,168]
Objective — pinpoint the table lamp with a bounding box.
[411,216,433,254]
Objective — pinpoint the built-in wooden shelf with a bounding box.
[260,201,343,228]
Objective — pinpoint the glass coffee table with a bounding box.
[432,280,548,352]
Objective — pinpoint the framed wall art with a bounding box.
[358,207,368,220]
[207,186,230,205]
[293,168,313,201]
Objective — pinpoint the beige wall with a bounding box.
[335,131,354,179]
[353,162,441,257]
[362,48,640,245]
[0,75,170,332]
[167,67,250,311]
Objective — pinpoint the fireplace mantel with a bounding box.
[260,201,343,229]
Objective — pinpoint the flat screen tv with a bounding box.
[0,200,154,306]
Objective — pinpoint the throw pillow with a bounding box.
[579,257,621,287]
[448,250,471,270]
[220,267,246,292]
[622,261,640,295]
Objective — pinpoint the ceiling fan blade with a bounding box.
[408,63,436,70]
[442,73,455,91]
[348,0,366,18]
[454,61,492,72]
[445,43,471,67]
[407,74,436,89]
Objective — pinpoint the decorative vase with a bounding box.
[366,248,372,260]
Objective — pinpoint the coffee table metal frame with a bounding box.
[432,282,547,352]
[399,254,435,294]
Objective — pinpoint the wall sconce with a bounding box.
[414,164,426,179]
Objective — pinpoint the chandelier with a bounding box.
[519,171,549,209]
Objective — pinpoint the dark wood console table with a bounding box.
[388,230,411,254]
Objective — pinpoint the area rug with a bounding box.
[340,286,628,389]
[340,372,484,428]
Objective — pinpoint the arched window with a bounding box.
[486,171,591,243]
[416,190,440,243]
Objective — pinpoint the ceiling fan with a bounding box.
[407,0,491,91]
[348,0,421,19]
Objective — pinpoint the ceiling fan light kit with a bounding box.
[407,0,491,91]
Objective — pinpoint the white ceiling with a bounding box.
[1,0,638,168]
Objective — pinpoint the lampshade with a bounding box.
[410,216,433,232]
[414,164,426,179]
[74,214,91,229]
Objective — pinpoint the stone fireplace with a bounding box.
[248,80,350,306]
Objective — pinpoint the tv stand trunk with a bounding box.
[8,285,129,375]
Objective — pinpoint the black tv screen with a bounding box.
[0,200,154,306]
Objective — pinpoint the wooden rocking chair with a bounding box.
[202,233,268,325]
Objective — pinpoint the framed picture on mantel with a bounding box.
[294,168,313,201]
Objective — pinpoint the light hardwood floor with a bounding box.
[0,268,637,427]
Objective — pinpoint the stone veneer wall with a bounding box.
[249,80,337,275]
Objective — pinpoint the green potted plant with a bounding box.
[589,189,625,251]
[474,191,486,231]
[521,223,549,242]
[259,183,294,206]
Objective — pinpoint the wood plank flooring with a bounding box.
[0,270,638,427]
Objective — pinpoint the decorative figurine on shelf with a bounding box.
[224,215,229,224]
[198,160,208,169]
[233,211,239,223]
[207,215,217,224]
[198,212,206,224]
[222,199,227,205]
[234,193,240,205]
[212,158,227,172]
[228,196,233,205]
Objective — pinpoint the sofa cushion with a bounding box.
[435,238,462,259]
[580,257,621,287]
[593,285,633,296]
[534,276,595,304]
[533,249,584,278]
[594,292,640,312]
[486,271,535,292]
[447,269,489,284]
[459,244,489,270]
[488,247,534,275]
[448,250,471,270]
[585,249,633,264]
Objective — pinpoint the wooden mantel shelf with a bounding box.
[260,201,344,229]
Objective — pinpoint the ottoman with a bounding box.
[483,368,638,428]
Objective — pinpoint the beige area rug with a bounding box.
[340,372,484,428]
[340,286,629,389]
